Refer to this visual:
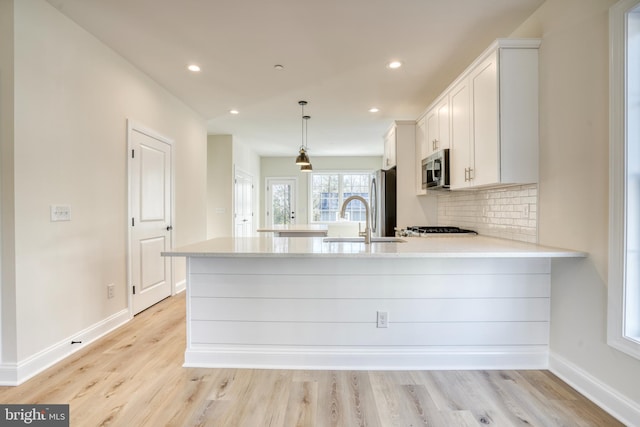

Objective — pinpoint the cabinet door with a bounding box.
[436,97,450,150]
[470,52,499,186]
[425,109,438,156]
[383,126,396,170]
[416,116,427,160]
[415,117,427,194]
[449,77,471,189]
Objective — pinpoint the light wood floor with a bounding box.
[0,293,622,427]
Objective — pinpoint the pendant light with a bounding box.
[300,114,313,172]
[295,101,312,168]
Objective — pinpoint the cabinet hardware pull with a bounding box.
[468,168,474,180]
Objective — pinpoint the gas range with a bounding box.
[400,226,478,237]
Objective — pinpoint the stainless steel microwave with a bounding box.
[421,149,450,190]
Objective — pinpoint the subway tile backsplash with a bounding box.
[436,184,538,243]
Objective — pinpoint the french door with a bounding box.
[266,178,297,226]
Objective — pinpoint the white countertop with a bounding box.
[163,235,586,259]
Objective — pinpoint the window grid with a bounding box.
[310,172,373,222]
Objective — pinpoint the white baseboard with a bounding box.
[0,309,130,386]
[184,346,549,370]
[174,279,186,294]
[549,352,640,427]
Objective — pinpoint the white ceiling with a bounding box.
[46,0,543,157]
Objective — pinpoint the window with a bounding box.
[608,0,640,360]
[310,172,373,222]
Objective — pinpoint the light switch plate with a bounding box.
[50,205,71,222]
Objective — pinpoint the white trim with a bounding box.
[184,346,549,371]
[608,0,640,361]
[0,309,130,386]
[174,279,186,295]
[307,170,375,224]
[550,352,640,427]
[233,165,255,237]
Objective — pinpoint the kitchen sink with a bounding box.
[322,237,406,243]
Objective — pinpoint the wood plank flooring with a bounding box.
[0,293,623,426]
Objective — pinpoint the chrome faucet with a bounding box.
[340,195,371,244]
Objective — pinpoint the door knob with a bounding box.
[166,226,173,231]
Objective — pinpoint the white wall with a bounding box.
[0,0,17,364]
[233,139,261,234]
[207,135,261,238]
[6,0,207,365]
[207,135,233,238]
[511,0,640,420]
[260,156,381,227]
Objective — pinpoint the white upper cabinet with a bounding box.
[415,116,427,195]
[449,75,472,190]
[449,39,540,189]
[425,96,450,157]
[383,125,397,170]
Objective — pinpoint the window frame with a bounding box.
[608,0,640,360]
[308,170,375,223]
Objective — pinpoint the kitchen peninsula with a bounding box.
[163,236,584,370]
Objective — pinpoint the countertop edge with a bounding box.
[162,250,587,259]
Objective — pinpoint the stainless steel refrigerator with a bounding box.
[370,167,397,237]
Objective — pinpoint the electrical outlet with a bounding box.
[377,311,388,328]
[107,283,115,299]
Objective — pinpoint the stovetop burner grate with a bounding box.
[406,226,477,235]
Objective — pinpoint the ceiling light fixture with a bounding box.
[387,60,402,69]
[274,64,284,70]
[295,100,312,170]
[187,64,201,72]
[300,114,312,172]
[229,109,239,115]
[369,107,380,113]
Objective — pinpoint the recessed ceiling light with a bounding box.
[369,107,380,113]
[274,64,284,70]
[229,109,239,115]
[387,61,402,69]
[188,64,201,72]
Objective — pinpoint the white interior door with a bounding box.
[266,178,297,226]
[234,169,254,237]
[129,123,173,315]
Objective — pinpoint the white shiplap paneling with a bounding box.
[184,256,551,369]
